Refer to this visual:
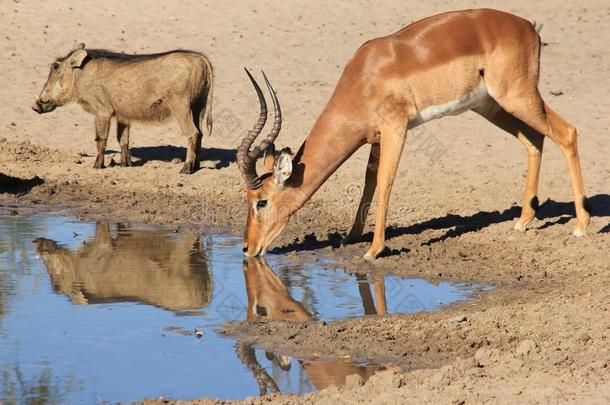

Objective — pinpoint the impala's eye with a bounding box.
[52,62,60,70]
[256,200,268,210]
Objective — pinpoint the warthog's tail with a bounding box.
[201,58,213,136]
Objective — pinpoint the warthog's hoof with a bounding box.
[180,164,194,174]
[93,157,105,169]
[180,160,200,174]
[120,158,133,167]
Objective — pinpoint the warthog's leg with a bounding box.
[117,121,132,167]
[94,115,111,169]
[174,104,202,174]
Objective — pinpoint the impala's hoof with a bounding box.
[364,246,383,260]
[514,221,527,232]
[572,227,587,237]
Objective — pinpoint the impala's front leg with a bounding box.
[93,115,111,169]
[344,143,380,244]
[373,275,387,315]
[365,123,407,260]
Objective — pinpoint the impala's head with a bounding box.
[237,69,296,257]
[243,257,310,322]
[32,43,88,114]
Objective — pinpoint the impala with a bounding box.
[237,8,590,259]
[239,257,385,394]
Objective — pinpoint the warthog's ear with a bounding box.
[68,48,88,68]
[273,148,293,186]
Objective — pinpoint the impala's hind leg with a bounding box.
[365,123,407,260]
[344,143,380,244]
[492,90,589,236]
[544,104,590,235]
[474,100,545,231]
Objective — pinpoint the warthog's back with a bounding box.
[77,49,212,123]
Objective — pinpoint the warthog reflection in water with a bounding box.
[33,222,211,311]
[238,257,387,395]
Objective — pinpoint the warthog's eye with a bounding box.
[256,200,268,210]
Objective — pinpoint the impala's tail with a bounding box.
[531,20,544,34]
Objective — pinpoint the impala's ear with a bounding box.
[68,48,88,68]
[273,148,293,186]
[263,143,276,171]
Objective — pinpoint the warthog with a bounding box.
[32,43,213,174]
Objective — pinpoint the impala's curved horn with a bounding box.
[237,69,283,189]
[258,71,282,153]
[237,68,267,188]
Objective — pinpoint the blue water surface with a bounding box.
[0,211,483,404]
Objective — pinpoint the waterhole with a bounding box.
[0,210,486,403]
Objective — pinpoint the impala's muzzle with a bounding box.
[246,243,265,257]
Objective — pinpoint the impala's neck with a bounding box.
[281,103,367,216]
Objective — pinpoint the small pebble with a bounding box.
[450,315,468,323]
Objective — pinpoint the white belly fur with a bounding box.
[408,80,489,129]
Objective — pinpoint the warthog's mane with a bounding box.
[58,48,198,65]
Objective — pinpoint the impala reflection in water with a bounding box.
[0,212,484,403]
[239,257,385,395]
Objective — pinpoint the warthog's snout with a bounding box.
[33,237,61,254]
[32,96,57,114]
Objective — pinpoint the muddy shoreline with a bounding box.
[2,135,608,403]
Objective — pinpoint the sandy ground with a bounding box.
[1,0,609,403]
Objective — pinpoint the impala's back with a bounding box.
[337,8,541,131]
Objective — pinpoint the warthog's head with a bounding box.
[32,43,88,114]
